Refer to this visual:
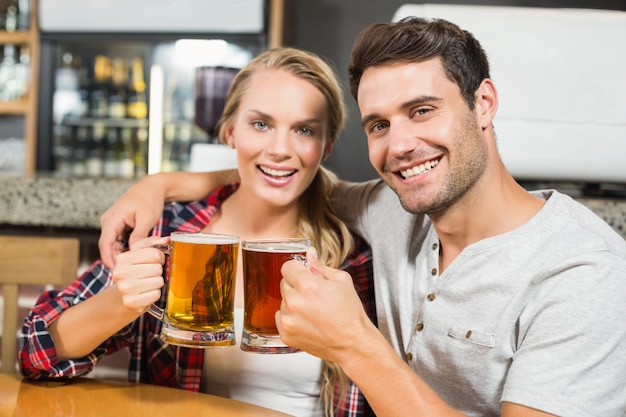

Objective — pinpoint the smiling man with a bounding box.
[277,18,626,417]
[98,17,626,417]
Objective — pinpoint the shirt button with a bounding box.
[431,268,437,276]
[406,352,413,361]
[465,330,472,339]
[415,322,424,332]
[432,242,438,251]
[427,293,436,302]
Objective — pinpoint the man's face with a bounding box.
[357,58,488,215]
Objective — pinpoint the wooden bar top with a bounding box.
[0,373,292,416]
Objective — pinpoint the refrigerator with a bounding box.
[36,0,267,178]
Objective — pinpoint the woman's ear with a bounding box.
[224,125,236,148]
[322,139,335,162]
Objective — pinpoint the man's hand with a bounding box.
[99,175,167,269]
[98,170,240,269]
[276,247,374,363]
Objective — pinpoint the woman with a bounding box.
[19,48,375,417]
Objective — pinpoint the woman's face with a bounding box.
[225,68,332,209]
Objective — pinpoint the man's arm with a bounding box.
[98,170,238,269]
[277,250,557,417]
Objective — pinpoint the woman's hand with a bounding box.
[111,236,169,314]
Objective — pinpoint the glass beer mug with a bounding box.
[147,232,240,348]
[240,237,310,353]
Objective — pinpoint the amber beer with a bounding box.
[160,232,239,347]
[241,238,310,353]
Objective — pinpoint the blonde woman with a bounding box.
[20,48,375,417]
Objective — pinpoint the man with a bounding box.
[99,18,626,417]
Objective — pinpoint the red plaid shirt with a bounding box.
[19,184,376,417]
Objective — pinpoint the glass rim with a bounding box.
[169,231,240,244]
[241,237,311,244]
[242,237,311,250]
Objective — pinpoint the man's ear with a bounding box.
[475,78,498,129]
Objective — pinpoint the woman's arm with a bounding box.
[50,236,168,360]
[98,170,238,268]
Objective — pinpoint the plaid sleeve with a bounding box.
[18,260,136,380]
[335,233,376,417]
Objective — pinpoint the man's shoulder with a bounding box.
[530,189,626,256]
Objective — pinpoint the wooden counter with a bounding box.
[0,373,292,416]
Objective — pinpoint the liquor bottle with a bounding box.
[86,122,105,177]
[72,126,89,177]
[108,58,127,119]
[17,0,28,30]
[119,126,135,178]
[133,126,148,177]
[76,55,91,117]
[0,44,18,101]
[103,126,120,177]
[3,1,16,32]
[53,124,74,176]
[126,58,147,119]
[15,45,29,99]
[90,55,111,118]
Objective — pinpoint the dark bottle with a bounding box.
[119,126,135,178]
[90,55,111,118]
[75,55,91,117]
[86,122,105,177]
[126,58,147,119]
[53,123,74,176]
[103,126,120,177]
[17,0,29,30]
[133,126,148,177]
[72,125,90,177]
[108,58,127,119]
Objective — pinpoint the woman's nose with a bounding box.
[265,129,291,157]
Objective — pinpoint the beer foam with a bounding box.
[170,233,239,245]
[242,239,310,253]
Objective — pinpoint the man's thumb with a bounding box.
[306,247,325,277]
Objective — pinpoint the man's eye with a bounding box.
[371,122,388,132]
[413,107,432,117]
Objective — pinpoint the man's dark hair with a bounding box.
[348,17,490,110]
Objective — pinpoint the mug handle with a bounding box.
[145,244,171,321]
[289,254,310,269]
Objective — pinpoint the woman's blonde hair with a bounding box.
[218,47,354,416]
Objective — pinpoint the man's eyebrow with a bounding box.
[400,95,442,109]
[360,113,381,130]
[360,95,442,129]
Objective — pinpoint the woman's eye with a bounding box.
[253,121,268,130]
[297,127,313,136]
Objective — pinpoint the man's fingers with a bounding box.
[128,217,156,248]
[128,235,169,251]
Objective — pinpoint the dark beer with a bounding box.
[241,238,309,353]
